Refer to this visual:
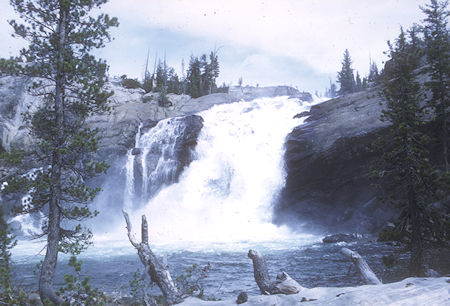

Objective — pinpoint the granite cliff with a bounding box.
[274,88,393,233]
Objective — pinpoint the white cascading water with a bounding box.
[124,96,313,245]
[123,123,142,211]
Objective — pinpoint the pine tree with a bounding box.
[368,60,379,83]
[3,1,118,303]
[355,71,363,91]
[370,28,443,276]
[421,0,450,172]
[337,49,356,95]
[208,50,220,94]
[155,60,165,92]
[187,56,201,98]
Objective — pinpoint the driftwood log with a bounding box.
[123,211,184,304]
[340,247,382,285]
[248,249,303,295]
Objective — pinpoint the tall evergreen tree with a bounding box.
[368,60,379,83]
[337,49,356,95]
[208,50,220,94]
[187,56,201,98]
[3,0,118,303]
[155,60,166,92]
[370,28,444,276]
[355,71,363,91]
[421,0,450,172]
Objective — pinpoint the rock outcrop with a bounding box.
[274,88,394,233]
[0,76,305,160]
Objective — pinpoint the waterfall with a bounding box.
[123,123,142,211]
[126,96,310,244]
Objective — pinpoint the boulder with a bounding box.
[0,76,309,160]
[236,292,248,304]
[322,233,360,243]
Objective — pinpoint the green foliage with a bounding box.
[0,146,24,167]
[57,256,105,305]
[122,78,142,89]
[175,262,211,298]
[0,208,27,305]
[2,0,118,301]
[142,73,153,93]
[128,269,158,305]
[421,0,450,172]
[186,50,220,98]
[157,85,170,107]
[3,0,117,252]
[369,25,449,276]
[0,208,16,290]
[337,49,356,95]
[378,225,405,242]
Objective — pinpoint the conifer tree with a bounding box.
[337,49,356,95]
[370,28,444,276]
[355,71,363,91]
[187,56,202,98]
[208,50,220,94]
[368,60,379,83]
[2,0,118,303]
[421,0,450,172]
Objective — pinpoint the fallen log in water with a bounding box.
[123,211,184,305]
[340,247,382,285]
[248,249,303,295]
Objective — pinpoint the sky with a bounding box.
[0,0,430,93]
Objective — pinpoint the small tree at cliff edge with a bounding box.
[337,49,356,95]
[2,0,118,303]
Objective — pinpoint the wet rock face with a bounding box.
[275,89,394,234]
[131,115,204,204]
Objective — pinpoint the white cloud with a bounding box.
[0,0,430,90]
[102,0,428,76]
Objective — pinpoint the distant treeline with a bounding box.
[325,50,380,98]
[120,50,228,106]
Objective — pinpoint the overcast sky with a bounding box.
[0,0,430,92]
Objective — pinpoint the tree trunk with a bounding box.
[39,201,63,305]
[123,211,184,305]
[340,248,382,285]
[248,249,302,295]
[408,185,424,276]
[38,3,67,304]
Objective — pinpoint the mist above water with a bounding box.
[121,96,314,245]
[13,96,321,256]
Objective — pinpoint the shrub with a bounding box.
[122,78,142,89]
[57,256,106,305]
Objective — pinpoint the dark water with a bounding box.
[11,240,449,299]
